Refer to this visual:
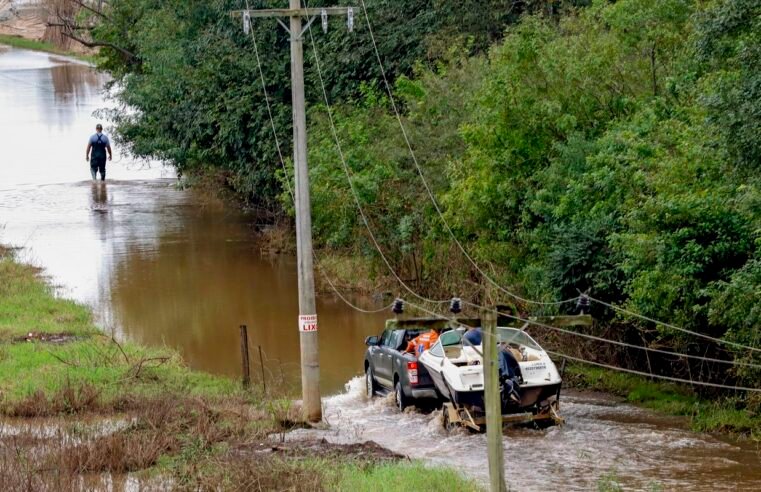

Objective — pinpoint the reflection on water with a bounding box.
[0,47,163,187]
[50,62,103,100]
[0,45,387,393]
[106,188,387,390]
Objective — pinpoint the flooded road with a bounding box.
[1,46,759,490]
[0,45,387,393]
[299,380,761,490]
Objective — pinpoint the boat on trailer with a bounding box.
[418,323,565,432]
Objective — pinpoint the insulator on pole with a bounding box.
[347,7,354,32]
[577,293,590,314]
[392,298,405,315]
[450,297,462,315]
[243,11,251,35]
[321,9,328,33]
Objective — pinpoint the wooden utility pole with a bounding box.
[231,2,355,422]
[482,308,507,492]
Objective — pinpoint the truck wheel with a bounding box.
[366,367,378,399]
[395,380,408,411]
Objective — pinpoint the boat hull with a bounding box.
[424,362,452,400]
[447,381,561,414]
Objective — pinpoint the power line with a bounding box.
[356,0,578,308]
[588,295,761,354]
[291,25,761,382]
[354,2,761,359]
[299,0,450,311]
[544,351,761,393]
[247,3,390,316]
[318,266,393,314]
[297,5,761,372]
[459,300,761,370]
[251,2,759,387]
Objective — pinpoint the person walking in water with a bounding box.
[86,124,112,181]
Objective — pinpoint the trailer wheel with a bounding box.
[394,380,408,411]
[442,408,457,432]
[365,367,378,399]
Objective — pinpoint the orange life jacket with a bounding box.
[405,330,440,354]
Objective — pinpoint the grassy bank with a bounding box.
[0,246,481,490]
[0,34,95,64]
[566,364,761,438]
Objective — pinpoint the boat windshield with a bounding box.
[439,327,542,350]
[440,329,464,347]
[498,327,542,350]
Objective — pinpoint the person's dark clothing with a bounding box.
[90,159,106,180]
[463,328,483,346]
[89,132,109,180]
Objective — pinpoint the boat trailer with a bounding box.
[441,399,564,432]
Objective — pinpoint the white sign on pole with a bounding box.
[299,314,318,332]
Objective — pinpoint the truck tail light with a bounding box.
[408,361,418,385]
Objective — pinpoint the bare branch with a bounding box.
[46,22,95,31]
[70,0,112,21]
[61,30,138,62]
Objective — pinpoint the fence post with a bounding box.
[240,325,250,388]
[258,345,267,394]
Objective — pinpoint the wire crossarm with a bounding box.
[231,7,352,18]
[233,7,354,38]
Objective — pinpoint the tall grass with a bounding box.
[0,34,95,63]
[567,365,761,437]
[0,247,483,490]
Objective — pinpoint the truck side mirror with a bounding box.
[365,336,379,346]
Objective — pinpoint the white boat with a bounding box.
[418,326,563,427]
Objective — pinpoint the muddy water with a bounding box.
[296,379,761,490]
[0,45,387,393]
[2,46,760,490]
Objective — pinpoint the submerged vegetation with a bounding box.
[53,0,759,417]
[0,247,481,490]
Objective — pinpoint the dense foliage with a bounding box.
[92,0,529,204]
[92,0,759,386]
[303,0,761,384]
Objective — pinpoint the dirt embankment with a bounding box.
[0,0,93,55]
[0,1,46,39]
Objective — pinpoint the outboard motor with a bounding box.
[499,349,523,411]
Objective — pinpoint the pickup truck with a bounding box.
[364,318,445,410]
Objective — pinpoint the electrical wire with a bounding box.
[459,300,761,370]
[245,0,391,315]
[298,1,761,372]
[543,351,761,393]
[356,2,761,356]
[247,3,760,387]
[356,0,578,308]
[588,295,761,354]
[299,0,450,310]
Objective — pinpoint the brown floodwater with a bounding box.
[0,45,387,393]
[1,45,759,490]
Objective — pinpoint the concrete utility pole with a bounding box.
[482,308,507,492]
[232,2,355,422]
